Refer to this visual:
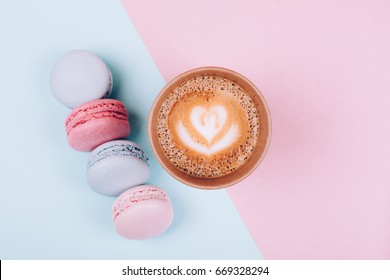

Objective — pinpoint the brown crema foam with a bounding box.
[157,76,259,178]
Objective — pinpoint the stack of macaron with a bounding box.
[50,50,173,240]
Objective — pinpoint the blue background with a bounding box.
[0,0,262,259]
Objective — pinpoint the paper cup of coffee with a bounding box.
[148,67,271,189]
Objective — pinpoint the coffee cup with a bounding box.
[148,67,271,189]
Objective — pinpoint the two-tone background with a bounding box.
[1,0,389,259]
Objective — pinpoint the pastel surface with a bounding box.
[87,140,150,197]
[122,0,390,259]
[0,0,261,259]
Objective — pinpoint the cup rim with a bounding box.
[148,66,271,189]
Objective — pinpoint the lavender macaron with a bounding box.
[87,140,150,196]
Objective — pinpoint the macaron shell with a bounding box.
[50,50,112,108]
[113,185,173,240]
[87,154,150,197]
[114,199,173,240]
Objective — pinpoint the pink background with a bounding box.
[122,0,390,259]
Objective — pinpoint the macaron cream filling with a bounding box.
[88,143,149,168]
[112,187,170,221]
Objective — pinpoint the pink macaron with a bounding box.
[65,99,130,151]
[112,185,174,240]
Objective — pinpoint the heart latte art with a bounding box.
[174,99,241,156]
[190,105,229,147]
[157,76,259,178]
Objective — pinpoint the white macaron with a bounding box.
[50,49,112,108]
